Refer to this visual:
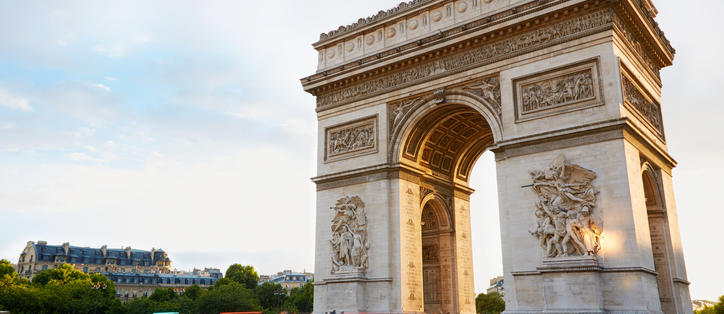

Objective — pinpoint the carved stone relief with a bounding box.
[514,60,602,121]
[528,155,603,257]
[330,195,370,273]
[389,98,420,133]
[622,73,663,136]
[325,116,377,161]
[462,76,501,115]
[316,9,614,108]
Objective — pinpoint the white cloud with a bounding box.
[104,76,119,82]
[91,83,110,92]
[0,88,31,111]
[1,122,16,130]
[72,127,96,137]
[66,152,98,162]
[92,43,127,58]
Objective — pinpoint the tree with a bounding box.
[284,281,313,313]
[198,281,261,313]
[32,263,90,286]
[696,295,724,314]
[225,264,259,289]
[256,281,287,311]
[476,292,505,314]
[184,284,203,300]
[149,287,177,303]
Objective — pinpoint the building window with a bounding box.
[42,265,48,270]
[83,267,88,273]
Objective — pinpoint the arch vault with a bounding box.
[302,1,692,313]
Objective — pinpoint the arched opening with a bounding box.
[395,97,501,312]
[420,198,455,312]
[642,164,677,313]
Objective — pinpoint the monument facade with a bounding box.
[301,0,692,313]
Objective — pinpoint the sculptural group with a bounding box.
[330,196,370,273]
[529,156,603,257]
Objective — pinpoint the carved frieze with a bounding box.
[612,8,663,80]
[330,196,370,274]
[462,76,501,115]
[316,9,614,109]
[529,155,603,258]
[514,60,603,121]
[325,116,378,161]
[621,72,663,137]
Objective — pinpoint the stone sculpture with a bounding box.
[330,196,370,273]
[521,70,595,113]
[327,124,375,157]
[529,155,602,257]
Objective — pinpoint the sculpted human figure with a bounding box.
[329,196,370,273]
[578,206,603,255]
[529,155,601,258]
[562,211,587,256]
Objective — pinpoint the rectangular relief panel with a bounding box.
[514,59,604,122]
[325,115,378,162]
[620,65,665,139]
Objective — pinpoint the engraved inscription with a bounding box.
[326,117,377,160]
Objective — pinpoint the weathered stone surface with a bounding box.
[303,0,691,313]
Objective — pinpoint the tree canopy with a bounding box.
[0,260,314,314]
[476,292,505,314]
[696,295,724,314]
[225,263,259,289]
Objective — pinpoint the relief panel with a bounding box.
[514,59,604,122]
[620,66,664,138]
[325,116,378,162]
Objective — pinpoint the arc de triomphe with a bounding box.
[301,0,692,313]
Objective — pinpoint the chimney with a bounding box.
[125,246,132,258]
[62,242,70,255]
[151,248,156,263]
[101,245,107,257]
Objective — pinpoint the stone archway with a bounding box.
[304,1,692,313]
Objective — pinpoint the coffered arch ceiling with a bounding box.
[401,103,494,183]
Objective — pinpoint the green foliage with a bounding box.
[0,263,119,314]
[149,287,177,302]
[283,281,314,313]
[0,261,315,314]
[213,277,234,287]
[256,281,287,311]
[198,281,261,313]
[225,263,259,289]
[476,292,505,314]
[696,295,724,314]
[184,284,203,300]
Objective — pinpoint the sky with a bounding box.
[0,0,721,300]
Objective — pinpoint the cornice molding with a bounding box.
[311,5,616,112]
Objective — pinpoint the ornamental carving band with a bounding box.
[330,196,370,274]
[529,155,603,257]
[622,75,663,135]
[316,9,614,108]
